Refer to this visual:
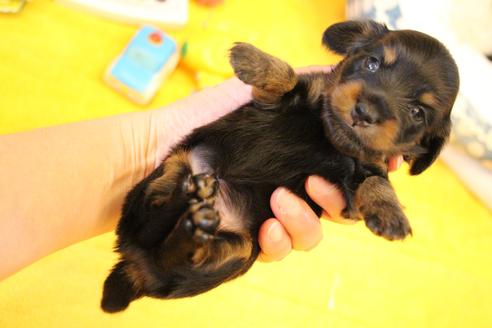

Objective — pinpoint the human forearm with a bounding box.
[0,77,251,280]
[0,112,154,279]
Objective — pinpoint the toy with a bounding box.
[104,26,180,105]
[0,0,26,13]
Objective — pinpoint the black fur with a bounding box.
[101,20,459,312]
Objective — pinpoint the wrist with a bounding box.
[150,77,252,166]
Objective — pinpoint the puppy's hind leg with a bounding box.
[229,42,297,105]
[158,174,251,270]
[144,173,254,299]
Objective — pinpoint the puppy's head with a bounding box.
[323,20,459,174]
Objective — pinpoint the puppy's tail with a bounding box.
[101,261,141,313]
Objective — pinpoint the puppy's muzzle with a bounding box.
[351,103,375,127]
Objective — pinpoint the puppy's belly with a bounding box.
[188,146,245,233]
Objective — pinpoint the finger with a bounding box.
[258,218,292,262]
[388,155,404,172]
[305,176,346,220]
[270,188,323,251]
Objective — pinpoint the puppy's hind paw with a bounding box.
[183,173,218,202]
[184,203,220,244]
[182,173,221,244]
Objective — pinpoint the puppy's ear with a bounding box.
[101,261,141,313]
[323,20,389,55]
[409,119,451,175]
[229,42,297,105]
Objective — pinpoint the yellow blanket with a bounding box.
[1,1,491,327]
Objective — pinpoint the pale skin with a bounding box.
[0,71,402,280]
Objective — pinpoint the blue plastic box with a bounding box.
[105,26,180,105]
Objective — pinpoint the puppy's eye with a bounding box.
[364,56,380,72]
[410,106,425,122]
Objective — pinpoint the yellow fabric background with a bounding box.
[1,1,491,327]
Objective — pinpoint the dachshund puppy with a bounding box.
[101,20,459,312]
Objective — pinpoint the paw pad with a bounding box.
[183,174,220,244]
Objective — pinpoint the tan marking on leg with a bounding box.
[355,176,399,209]
[192,234,253,270]
[230,42,297,105]
[146,149,190,206]
[354,176,411,240]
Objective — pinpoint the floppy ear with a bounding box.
[322,20,389,55]
[409,120,451,175]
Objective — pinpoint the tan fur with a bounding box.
[146,150,190,206]
[124,247,160,291]
[383,46,398,65]
[330,80,363,119]
[145,146,253,272]
[230,42,297,105]
[419,92,437,108]
[359,119,399,151]
[354,176,411,240]
[355,176,399,208]
[307,75,327,104]
[192,235,252,270]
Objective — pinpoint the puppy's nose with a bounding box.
[351,103,374,126]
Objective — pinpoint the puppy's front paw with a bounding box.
[364,208,412,241]
[229,42,297,105]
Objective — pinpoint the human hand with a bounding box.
[258,156,404,262]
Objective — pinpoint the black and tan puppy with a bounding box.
[101,21,459,312]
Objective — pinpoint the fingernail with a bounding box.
[275,188,302,218]
[267,221,283,243]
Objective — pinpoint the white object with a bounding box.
[441,146,492,211]
[56,0,188,28]
[347,0,492,207]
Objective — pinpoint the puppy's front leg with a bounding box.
[229,42,297,105]
[355,176,412,240]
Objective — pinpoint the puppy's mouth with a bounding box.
[349,104,380,130]
[332,105,374,131]
[325,82,398,155]
[350,115,371,128]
